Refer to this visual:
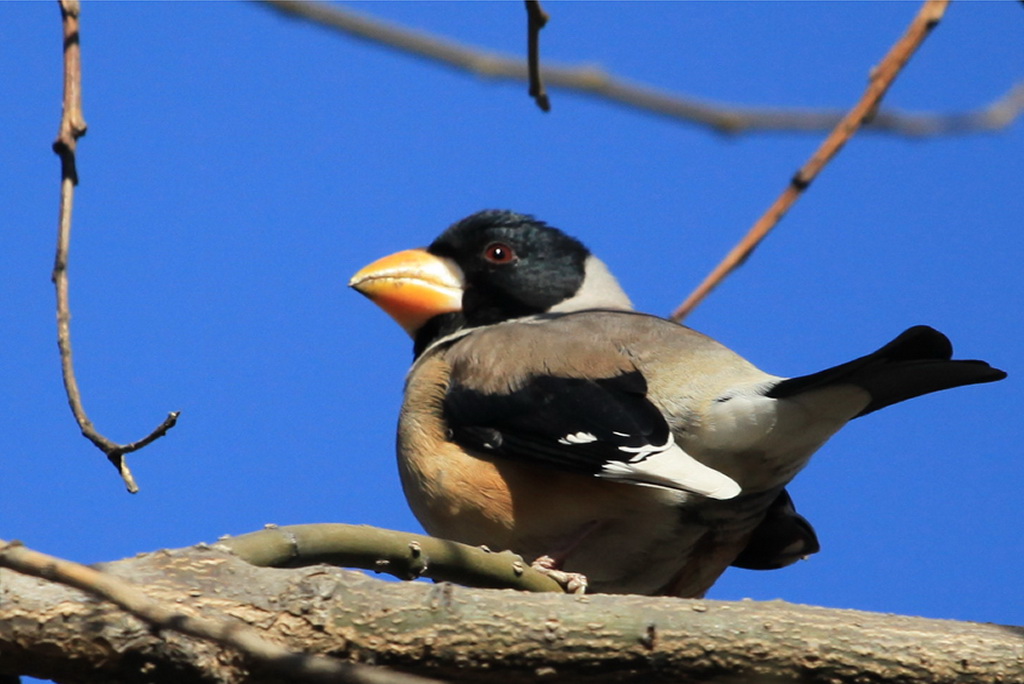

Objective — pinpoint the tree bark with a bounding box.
[1,544,1022,683]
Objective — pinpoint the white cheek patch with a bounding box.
[547,256,634,312]
[599,437,741,500]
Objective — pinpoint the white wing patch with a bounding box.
[599,435,741,500]
[558,431,599,445]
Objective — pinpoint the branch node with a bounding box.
[790,172,812,191]
[640,622,657,650]
[406,540,428,579]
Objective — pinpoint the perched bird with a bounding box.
[350,210,1005,597]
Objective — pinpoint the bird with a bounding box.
[349,209,1006,597]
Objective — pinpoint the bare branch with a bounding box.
[0,539,437,684]
[525,0,550,111]
[51,0,179,494]
[671,0,952,321]
[4,543,1023,683]
[256,0,1023,137]
[220,523,565,593]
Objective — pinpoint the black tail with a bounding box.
[767,326,1006,417]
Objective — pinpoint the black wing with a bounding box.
[444,370,671,476]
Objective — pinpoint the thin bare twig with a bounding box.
[670,0,952,321]
[256,0,1023,137]
[525,0,550,111]
[0,539,437,684]
[52,0,179,493]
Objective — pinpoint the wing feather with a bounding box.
[443,370,739,499]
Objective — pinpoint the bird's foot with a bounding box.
[531,555,589,594]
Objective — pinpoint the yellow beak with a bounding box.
[349,248,465,336]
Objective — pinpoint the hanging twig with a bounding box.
[670,0,953,321]
[51,0,179,494]
[0,539,437,684]
[256,0,1023,137]
[525,0,551,111]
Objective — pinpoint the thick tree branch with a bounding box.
[220,523,564,593]
[0,539,435,684]
[256,0,1024,137]
[671,0,951,321]
[2,543,1022,683]
[51,0,179,494]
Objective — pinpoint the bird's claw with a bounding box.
[531,554,589,594]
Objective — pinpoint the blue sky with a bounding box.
[3,1,1021,630]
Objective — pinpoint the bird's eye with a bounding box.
[483,242,517,264]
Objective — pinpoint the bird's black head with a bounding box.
[428,210,591,328]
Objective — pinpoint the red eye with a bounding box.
[484,242,517,264]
